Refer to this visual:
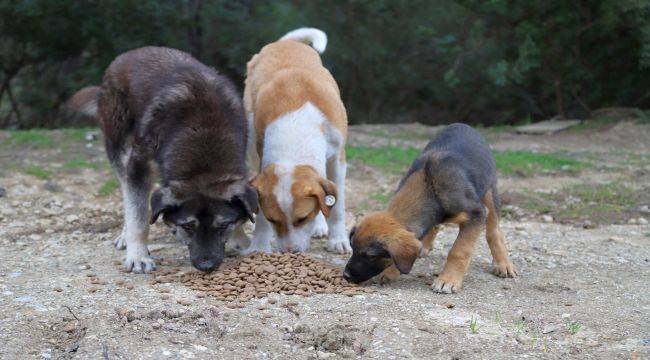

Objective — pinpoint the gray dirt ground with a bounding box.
[0,121,649,359]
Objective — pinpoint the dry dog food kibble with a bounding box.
[158,252,374,302]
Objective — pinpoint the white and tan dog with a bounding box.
[242,28,351,254]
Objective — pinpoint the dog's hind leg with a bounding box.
[419,226,439,258]
[325,152,351,254]
[484,188,517,278]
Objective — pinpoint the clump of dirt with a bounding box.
[292,323,369,354]
[158,252,375,302]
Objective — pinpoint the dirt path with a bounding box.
[0,122,649,359]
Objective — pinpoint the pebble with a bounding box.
[608,236,624,243]
[52,287,63,292]
[541,215,554,223]
[317,351,336,359]
[638,217,648,225]
[65,215,80,223]
[177,299,191,306]
[542,324,558,334]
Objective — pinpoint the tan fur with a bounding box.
[251,165,287,236]
[484,190,517,277]
[419,225,439,257]
[291,165,336,221]
[355,211,421,273]
[387,170,427,224]
[244,40,347,158]
[433,222,483,291]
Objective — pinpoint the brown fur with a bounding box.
[251,165,287,236]
[244,40,347,158]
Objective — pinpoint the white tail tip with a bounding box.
[279,27,327,54]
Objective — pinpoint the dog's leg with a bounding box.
[484,189,517,278]
[325,154,351,254]
[312,212,328,238]
[242,211,273,254]
[121,155,155,273]
[377,264,401,284]
[419,226,439,258]
[230,224,250,251]
[432,221,482,293]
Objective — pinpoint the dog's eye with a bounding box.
[180,222,196,233]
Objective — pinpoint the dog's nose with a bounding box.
[194,259,218,272]
[343,270,351,281]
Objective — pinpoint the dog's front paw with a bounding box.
[327,236,351,254]
[124,253,156,273]
[432,272,463,294]
[491,261,518,278]
[114,232,126,250]
[312,223,328,238]
[377,265,400,284]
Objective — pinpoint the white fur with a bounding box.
[247,102,350,254]
[280,28,328,54]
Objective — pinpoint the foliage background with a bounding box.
[1,0,649,128]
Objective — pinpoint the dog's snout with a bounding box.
[194,259,218,272]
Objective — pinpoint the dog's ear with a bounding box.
[309,177,337,218]
[385,230,421,274]
[233,183,259,223]
[150,187,180,224]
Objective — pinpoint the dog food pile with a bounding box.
[158,252,374,302]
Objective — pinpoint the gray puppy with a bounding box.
[98,46,257,273]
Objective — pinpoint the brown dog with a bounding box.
[344,123,517,293]
[98,46,257,273]
[242,28,350,254]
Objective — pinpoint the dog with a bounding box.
[343,123,517,293]
[98,46,257,273]
[242,28,351,254]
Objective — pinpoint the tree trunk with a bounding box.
[187,0,204,59]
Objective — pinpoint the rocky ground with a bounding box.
[0,120,649,359]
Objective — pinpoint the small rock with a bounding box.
[43,181,62,193]
[52,287,63,292]
[628,218,637,225]
[62,322,77,333]
[65,215,80,223]
[442,302,455,309]
[542,324,558,334]
[541,215,554,223]
[85,132,98,141]
[516,334,533,345]
[177,299,191,306]
[316,350,336,359]
[639,205,650,214]
[608,236,624,243]
[638,217,648,225]
[0,187,5,198]
[561,313,571,318]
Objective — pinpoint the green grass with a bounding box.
[566,322,581,335]
[98,178,119,197]
[346,145,419,173]
[469,316,479,334]
[61,127,96,142]
[494,150,589,177]
[555,183,637,218]
[25,166,51,180]
[369,191,391,207]
[8,130,53,148]
[64,157,99,170]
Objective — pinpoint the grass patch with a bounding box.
[98,178,119,197]
[555,183,637,218]
[369,191,391,207]
[346,145,419,173]
[494,150,589,177]
[25,166,51,180]
[8,129,53,148]
[61,127,97,142]
[64,157,99,170]
[469,316,479,334]
[566,322,581,335]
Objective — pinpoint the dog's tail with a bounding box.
[62,85,100,119]
[279,27,327,54]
